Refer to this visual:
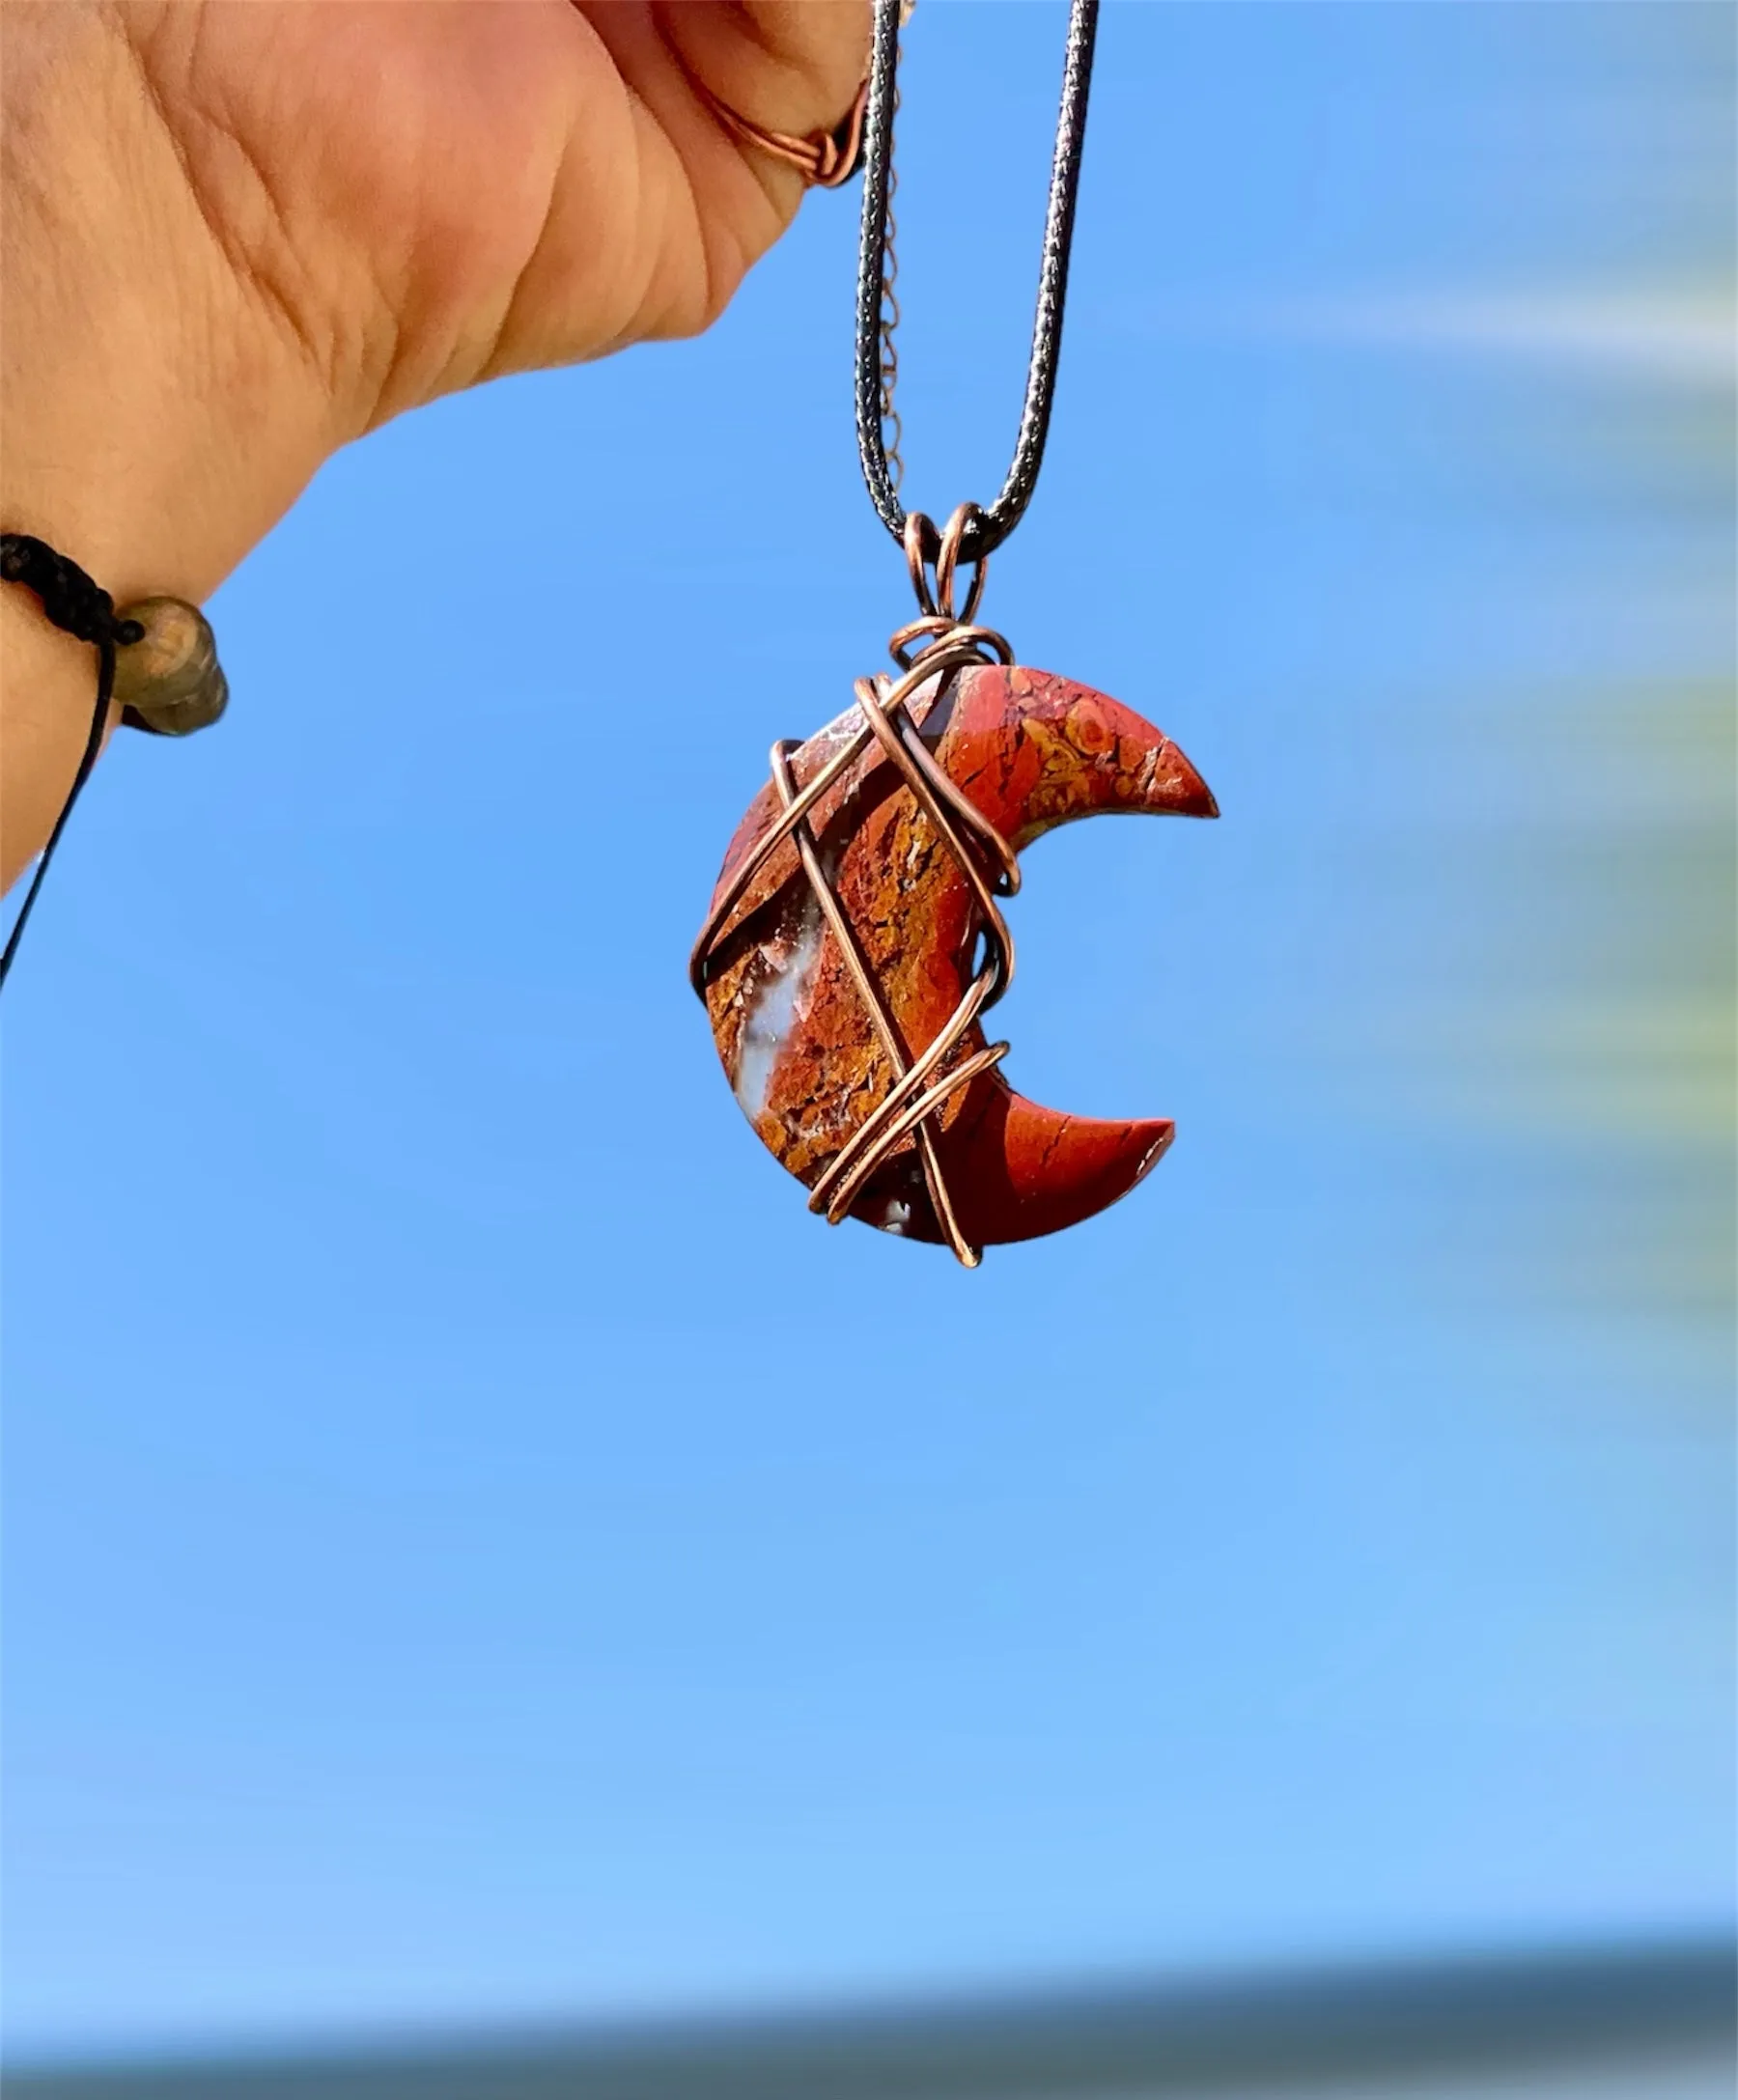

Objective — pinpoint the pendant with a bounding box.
[690,510,1217,1265]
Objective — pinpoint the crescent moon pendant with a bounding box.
[697,664,1217,1255]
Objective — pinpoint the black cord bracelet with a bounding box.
[0,532,228,992]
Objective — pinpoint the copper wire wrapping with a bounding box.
[689,506,1022,1267]
[685,70,871,190]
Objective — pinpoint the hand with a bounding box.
[108,0,871,412]
[0,0,869,886]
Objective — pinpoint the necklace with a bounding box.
[691,0,1218,1268]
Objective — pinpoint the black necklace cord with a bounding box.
[854,0,1100,567]
[0,534,144,992]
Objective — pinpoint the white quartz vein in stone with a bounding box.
[732,910,823,1120]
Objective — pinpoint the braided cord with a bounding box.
[0,534,144,991]
[854,0,1100,562]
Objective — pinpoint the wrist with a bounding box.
[0,2,346,885]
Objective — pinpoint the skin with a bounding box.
[0,0,870,889]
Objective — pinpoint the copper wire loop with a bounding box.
[690,69,871,189]
[691,507,1023,1267]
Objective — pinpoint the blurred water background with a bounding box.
[4,1,1732,2088]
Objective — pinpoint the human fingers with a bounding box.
[473,0,870,377]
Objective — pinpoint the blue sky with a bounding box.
[5,1,1732,2059]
